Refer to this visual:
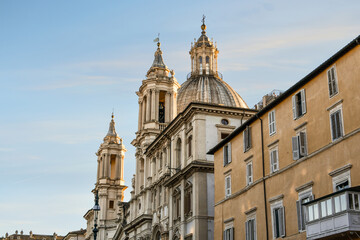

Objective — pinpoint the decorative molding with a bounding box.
[244,207,257,215]
[215,124,236,129]
[295,181,314,193]
[224,217,234,223]
[294,121,308,131]
[267,139,279,148]
[329,163,352,177]
[223,169,232,175]
[243,155,253,162]
[326,99,343,111]
[269,194,284,203]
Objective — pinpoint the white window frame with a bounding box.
[327,65,339,98]
[246,161,253,185]
[271,200,286,239]
[225,174,231,198]
[245,213,257,240]
[296,189,314,232]
[223,143,232,166]
[243,126,252,152]
[332,170,351,192]
[329,104,344,142]
[269,147,279,173]
[292,129,307,160]
[224,221,234,240]
[292,89,306,120]
[268,110,276,136]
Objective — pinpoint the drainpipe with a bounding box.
[256,114,269,240]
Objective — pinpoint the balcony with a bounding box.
[304,186,360,239]
[159,123,167,131]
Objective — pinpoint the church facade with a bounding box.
[85,21,255,240]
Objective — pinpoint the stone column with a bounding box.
[142,98,146,127]
[151,89,156,121]
[165,92,170,123]
[115,154,120,180]
[138,100,142,130]
[146,92,151,122]
[120,154,124,180]
[102,154,106,178]
[155,90,160,122]
[97,159,100,180]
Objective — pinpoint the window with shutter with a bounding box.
[292,131,307,160]
[246,162,253,185]
[270,149,279,173]
[245,219,256,240]
[223,145,228,166]
[273,206,285,238]
[327,66,338,97]
[292,89,306,119]
[297,195,312,232]
[244,126,252,152]
[330,109,343,141]
[269,110,276,135]
[225,175,231,197]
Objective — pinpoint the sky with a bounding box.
[0,0,359,236]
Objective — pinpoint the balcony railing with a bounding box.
[159,123,167,131]
[304,186,360,239]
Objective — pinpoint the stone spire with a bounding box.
[103,113,120,144]
[147,42,170,77]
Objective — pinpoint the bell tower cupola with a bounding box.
[189,16,219,76]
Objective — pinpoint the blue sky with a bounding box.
[0,0,359,236]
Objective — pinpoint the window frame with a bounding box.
[292,89,306,120]
[243,126,252,152]
[271,201,286,239]
[246,161,253,185]
[225,174,231,198]
[327,65,339,98]
[245,213,257,240]
[268,110,276,136]
[223,143,232,166]
[292,130,307,160]
[329,104,344,142]
[269,147,279,173]
[296,189,314,232]
[224,221,234,240]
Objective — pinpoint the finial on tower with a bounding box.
[154,33,160,48]
[201,15,206,32]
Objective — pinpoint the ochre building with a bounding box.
[209,35,360,240]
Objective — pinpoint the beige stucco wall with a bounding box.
[214,45,360,239]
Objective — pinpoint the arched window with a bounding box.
[206,56,210,74]
[187,135,192,158]
[199,56,203,74]
[176,138,182,169]
[155,232,161,240]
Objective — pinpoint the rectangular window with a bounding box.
[270,149,279,173]
[268,110,276,135]
[246,162,253,185]
[244,126,252,152]
[245,218,256,240]
[109,200,114,209]
[330,109,343,141]
[320,199,333,217]
[307,203,319,222]
[272,207,285,238]
[225,175,231,198]
[335,179,349,191]
[296,195,313,231]
[349,193,360,210]
[327,66,338,97]
[292,89,306,119]
[223,143,232,166]
[334,194,347,213]
[223,227,234,240]
[292,131,307,160]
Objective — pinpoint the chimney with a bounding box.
[20,231,23,236]
[29,232,33,238]
[15,231,18,235]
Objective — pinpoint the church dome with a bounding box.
[177,75,248,113]
[177,19,248,113]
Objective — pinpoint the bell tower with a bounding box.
[94,114,127,240]
[132,41,180,195]
[189,16,219,76]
